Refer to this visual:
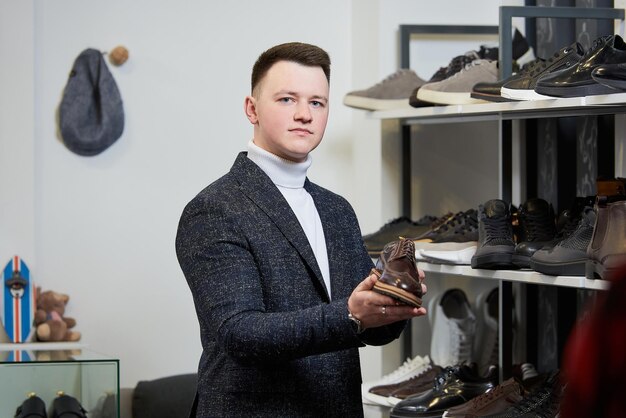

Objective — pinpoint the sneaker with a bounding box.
[343,69,427,110]
[512,198,557,269]
[363,215,436,257]
[386,365,444,406]
[363,357,434,406]
[471,199,519,270]
[390,364,498,418]
[535,34,626,98]
[361,355,430,405]
[373,238,423,307]
[501,42,585,100]
[471,57,545,102]
[481,370,562,418]
[529,206,595,276]
[429,288,476,367]
[417,209,479,265]
[417,59,499,105]
[410,51,483,107]
[472,287,499,372]
[412,212,456,242]
[442,377,526,418]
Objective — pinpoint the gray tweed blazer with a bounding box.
[176,152,406,417]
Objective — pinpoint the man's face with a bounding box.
[245,61,329,162]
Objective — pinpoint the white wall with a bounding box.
[0,0,523,395]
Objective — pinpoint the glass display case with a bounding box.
[0,343,119,417]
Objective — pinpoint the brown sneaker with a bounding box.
[373,238,423,307]
[386,365,443,405]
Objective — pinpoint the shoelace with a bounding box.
[377,356,425,383]
[519,209,556,241]
[468,381,516,410]
[388,238,417,264]
[445,52,480,78]
[481,211,514,243]
[526,43,583,78]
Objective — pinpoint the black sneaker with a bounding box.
[472,199,519,270]
[471,58,545,102]
[535,34,626,98]
[416,209,479,265]
[501,42,585,101]
[512,198,557,269]
[363,215,436,256]
[529,206,596,276]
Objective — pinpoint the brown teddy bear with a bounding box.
[34,287,81,342]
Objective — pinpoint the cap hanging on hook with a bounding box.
[107,45,129,66]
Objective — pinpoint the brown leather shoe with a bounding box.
[373,238,423,307]
[586,196,626,280]
[386,365,443,405]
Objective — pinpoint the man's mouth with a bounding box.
[290,128,313,135]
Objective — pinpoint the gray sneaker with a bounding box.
[343,69,426,111]
[416,59,499,105]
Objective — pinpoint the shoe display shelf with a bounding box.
[367,6,625,384]
[417,262,609,291]
[0,342,119,417]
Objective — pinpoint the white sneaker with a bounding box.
[361,354,429,405]
[472,287,499,371]
[429,289,476,367]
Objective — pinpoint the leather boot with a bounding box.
[373,238,423,307]
[586,196,626,280]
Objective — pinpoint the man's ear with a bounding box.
[244,95,258,124]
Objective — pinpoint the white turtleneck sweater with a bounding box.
[246,140,331,299]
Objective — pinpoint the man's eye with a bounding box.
[279,97,293,103]
[311,101,325,107]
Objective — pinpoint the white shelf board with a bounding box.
[367,93,626,123]
[418,262,610,290]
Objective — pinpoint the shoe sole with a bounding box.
[529,258,585,276]
[512,253,532,269]
[471,252,519,270]
[534,82,619,98]
[416,88,488,105]
[419,245,477,265]
[470,90,516,102]
[343,95,411,111]
[373,281,422,308]
[500,86,555,101]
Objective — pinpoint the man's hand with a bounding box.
[347,270,427,330]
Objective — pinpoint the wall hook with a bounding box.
[107,45,129,66]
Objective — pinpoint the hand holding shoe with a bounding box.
[347,272,426,331]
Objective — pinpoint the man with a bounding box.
[176,42,426,417]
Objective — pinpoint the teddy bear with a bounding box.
[34,287,81,342]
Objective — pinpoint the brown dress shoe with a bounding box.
[387,365,443,404]
[373,238,423,307]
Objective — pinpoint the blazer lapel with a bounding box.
[231,153,328,298]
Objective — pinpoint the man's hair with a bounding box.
[251,42,331,94]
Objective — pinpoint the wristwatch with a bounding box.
[348,311,364,334]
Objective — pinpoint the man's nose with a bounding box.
[294,102,312,122]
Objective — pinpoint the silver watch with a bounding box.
[348,311,364,334]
